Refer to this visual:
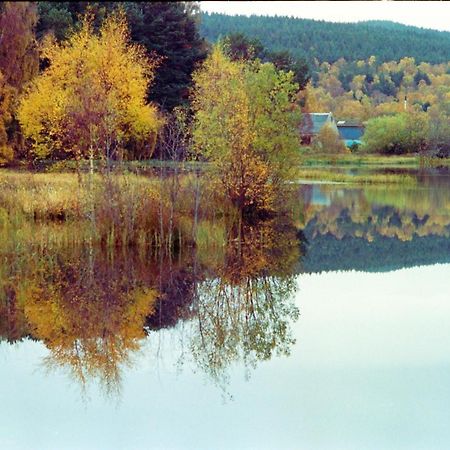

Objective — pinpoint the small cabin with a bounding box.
[300,112,339,145]
[337,120,365,147]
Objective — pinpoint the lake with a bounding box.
[1,168,450,450]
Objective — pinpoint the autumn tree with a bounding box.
[0,1,39,163]
[191,45,301,214]
[18,11,162,163]
[315,124,348,154]
[0,72,14,164]
[37,2,207,111]
[298,81,333,112]
[223,32,310,89]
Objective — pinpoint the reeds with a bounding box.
[300,153,425,167]
[0,169,225,252]
[298,168,417,185]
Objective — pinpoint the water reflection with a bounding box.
[0,216,301,395]
[1,246,160,395]
[298,178,450,272]
[2,171,450,398]
[189,218,300,390]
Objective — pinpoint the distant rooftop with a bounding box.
[301,112,334,135]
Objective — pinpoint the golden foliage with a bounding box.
[315,124,348,154]
[22,259,158,394]
[0,71,15,164]
[18,11,162,160]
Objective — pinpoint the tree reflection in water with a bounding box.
[0,215,302,397]
[190,217,300,391]
[4,246,159,397]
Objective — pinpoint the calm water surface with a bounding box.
[1,168,450,450]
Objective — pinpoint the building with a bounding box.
[300,112,338,145]
[336,120,365,148]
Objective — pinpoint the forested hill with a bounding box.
[200,13,450,64]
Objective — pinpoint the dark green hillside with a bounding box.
[300,233,450,273]
[200,13,450,64]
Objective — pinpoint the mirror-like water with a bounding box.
[1,169,450,450]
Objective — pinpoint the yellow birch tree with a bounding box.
[18,11,162,162]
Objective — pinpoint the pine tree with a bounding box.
[126,2,207,110]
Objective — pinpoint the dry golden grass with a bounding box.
[0,169,230,250]
[298,168,417,185]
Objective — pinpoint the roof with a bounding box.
[301,113,334,135]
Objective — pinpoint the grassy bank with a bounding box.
[298,168,417,185]
[299,153,450,168]
[7,153,450,175]
[5,158,210,174]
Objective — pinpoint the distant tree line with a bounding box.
[200,13,450,65]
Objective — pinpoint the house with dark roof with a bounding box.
[300,112,338,145]
[337,120,365,147]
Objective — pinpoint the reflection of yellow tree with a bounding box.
[0,213,303,396]
[24,282,157,395]
[191,217,300,389]
[18,254,159,396]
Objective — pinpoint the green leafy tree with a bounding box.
[125,2,207,110]
[223,33,310,89]
[362,112,429,154]
[36,2,112,41]
[36,2,77,41]
[427,107,450,157]
[222,32,265,61]
[192,45,301,213]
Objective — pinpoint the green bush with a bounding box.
[361,112,429,154]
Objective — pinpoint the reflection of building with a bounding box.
[300,112,338,145]
[311,185,331,206]
[337,120,364,147]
